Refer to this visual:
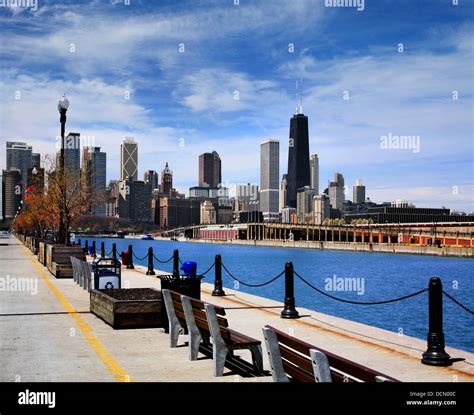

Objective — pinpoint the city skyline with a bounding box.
[0,1,472,211]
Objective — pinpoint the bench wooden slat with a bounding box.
[223,328,260,346]
[278,343,314,375]
[267,325,398,383]
[187,296,226,316]
[281,359,316,383]
[192,307,228,328]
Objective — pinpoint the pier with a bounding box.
[162,222,474,257]
[1,234,473,382]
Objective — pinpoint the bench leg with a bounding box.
[169,323,183,348]
[213,343,229,377]
[250,345,263,374]
[189,330,202,361]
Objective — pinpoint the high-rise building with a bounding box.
[200,200,216,225]
[161,162,173,196]
[82,147,107,216]
[279,175,287,212]
[2,169,22,219]
[6,141,32,188]
[260,140,280,221]
[56,133,81,178]
[281,207,297,224]
[286,112,311,208]
[32,153,41,169]
[329,172,345,211]
[159,197,202,228]
[144,170,159,191]
[310,154,319,194]
[120,137,138,181]
[296,186,317,223]
[199,151,222,188]
[353,179,366,204]
[118,178,151,222]
[235,183,259,213]
[313,194,330,225]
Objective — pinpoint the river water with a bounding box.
[84,237,473,353]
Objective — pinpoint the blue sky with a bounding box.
[0,0,473,211]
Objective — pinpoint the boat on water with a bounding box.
[141,234,154,240]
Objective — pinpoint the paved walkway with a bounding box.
[1,235,473,382]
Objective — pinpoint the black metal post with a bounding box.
[212,254,225,296]
[146,247,155,275]
[84,240,89,255]
[422,277,451,366]
[127,244,134,269]
[173,249,179,278]
[112,243,117,260]
[91,240,96,258]
[281,262,299,319]
[101,241,105,258]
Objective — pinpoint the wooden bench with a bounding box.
[179,294,263,377]
[262,325,399,383]
[162,289,188,348]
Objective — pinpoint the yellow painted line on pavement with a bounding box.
[21,244,131,382]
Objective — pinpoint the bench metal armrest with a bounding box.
[261,327,289,383]
[309,349,332,383]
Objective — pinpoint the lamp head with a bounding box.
[58,94,69,112]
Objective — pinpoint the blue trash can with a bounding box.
[180,261,197,277]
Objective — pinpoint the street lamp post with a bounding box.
[58,94,69,244]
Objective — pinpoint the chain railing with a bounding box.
[221,262,285,288]
[442,290,474,315]
[293,270,428,305]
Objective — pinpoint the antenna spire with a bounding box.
[295,80,299,114]
[299,77,303,114]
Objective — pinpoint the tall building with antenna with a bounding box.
[286,79,311,208]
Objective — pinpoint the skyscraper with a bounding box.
[2,169,22,219]
[6,141,32,187]
[144,170,159,191]
[32,153,41,169]
[260,140,280,221]
[120,137,138,181]
[199,151,221,187]
[313,194,330,225]
[353,179,366,204]
[83,147,107,216]
[235,183,259,213]
[310,154,319,194]
[329,172,345,211]
[118,178,151,222]
[161,162,173,196]
[279,174,287,212]
[286,111,311,208]
[297,186,317,223]
[56,133,80,178]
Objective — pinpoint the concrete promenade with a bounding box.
[1,235,473,382]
